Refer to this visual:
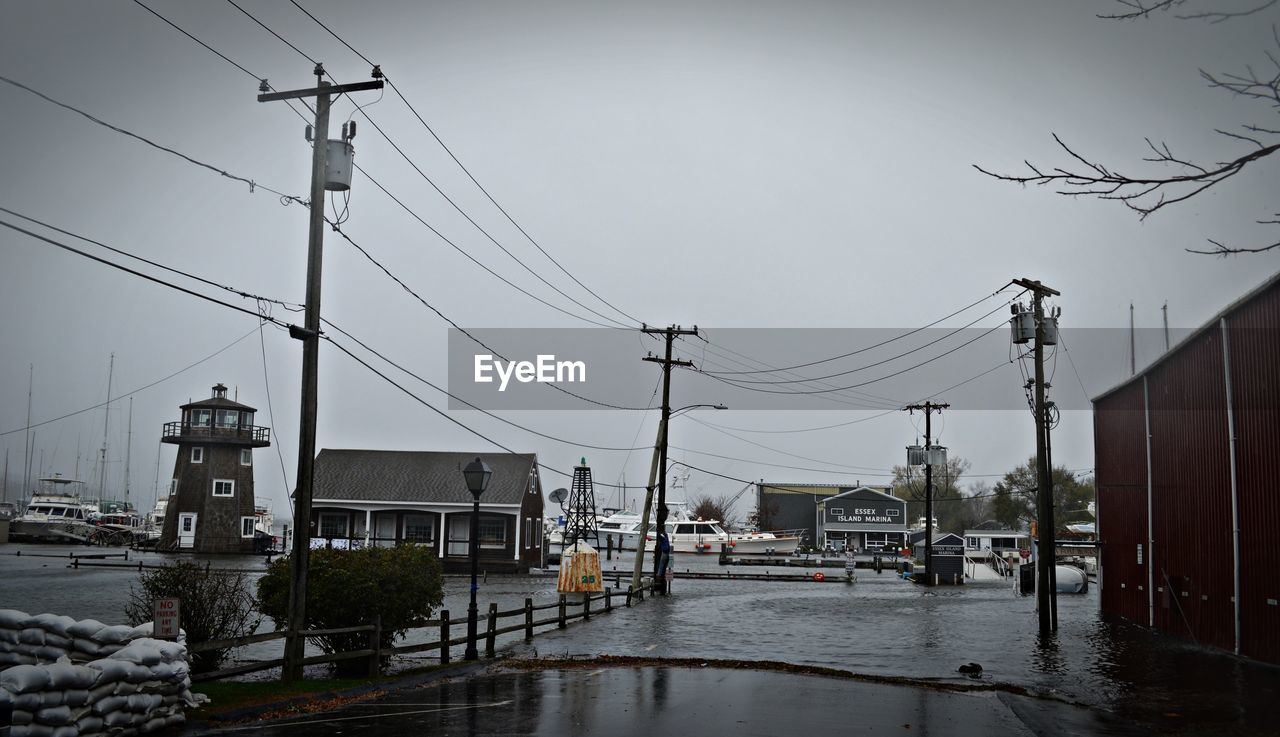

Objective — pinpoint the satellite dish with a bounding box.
[549,488,568,505]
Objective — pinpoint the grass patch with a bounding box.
[191,678,380,716]
[190,661,458,718]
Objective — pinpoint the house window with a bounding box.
[212,479,235,497]
[169,479,179,496]
[479,517,507,549]
[241,517,256,539]
[191,447,204,464]
[447,515,471,556]
[319,513,348,538]
[524,518,534,548]
[830,507,844,516]
[192,409,211,427]
[240,449,252,466]
[403,514,434,544]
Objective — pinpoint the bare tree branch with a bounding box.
[1177,0,1279,23]
[1098,0,1183,20]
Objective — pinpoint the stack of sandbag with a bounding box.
[0,610,197,737]
[0,610,165,667]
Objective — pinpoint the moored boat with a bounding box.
[9,476,95,544]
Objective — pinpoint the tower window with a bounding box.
[213,479,235,497]
[192,409,211,427]
[241,517,256,538]
[240,449,252,466]
[191,447,204,464]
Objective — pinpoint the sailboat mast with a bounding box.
[125,397,133,506]
[23,364,32,501]
[99,353,114,504]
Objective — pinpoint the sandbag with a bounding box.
[27,615,76,639]
[50,726,79,737]
[87,658,132,683]
[33,646,69,663]
[62,689,90,707]
[0,627,20,645]
[34,704,73,726]
[0,652,38,666]
[41,634,72,650]
[90,625,134,645]
[66,619,107,640]
[11,707,33,724]
[13,692,42,711]
[108,643,162,667]
[18,629,46,647]
[90,695,128,715]
[88,682,116,702]
[103,710,142,728]
[43,662,98,690]
[76,714,105,733]
[1,664,52,693]
[0,609,28,629]
[11,723,56,737]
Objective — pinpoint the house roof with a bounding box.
[313,449,539,505]
[822,486,902,504]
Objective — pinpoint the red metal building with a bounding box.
[1094,271,1280,663]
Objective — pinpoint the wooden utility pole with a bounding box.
[629,418,665,595]
[640,324,697,595]
[258,64,383,682]
[1014,277,1061,634]
[903,401,947,582]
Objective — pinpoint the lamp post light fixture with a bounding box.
[462,456,492,661]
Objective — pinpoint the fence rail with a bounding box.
[190,581,656,683]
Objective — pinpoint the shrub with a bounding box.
[257,544,443,675]
[125,561,262,673]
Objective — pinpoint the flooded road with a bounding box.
[4,544,1278,734]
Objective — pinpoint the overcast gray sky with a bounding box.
[2,0,1276,522]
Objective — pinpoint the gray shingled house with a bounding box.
[309,449,544,573]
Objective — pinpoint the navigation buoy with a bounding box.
[813,572,826,582]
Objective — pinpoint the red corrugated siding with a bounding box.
[1145,331,1233,652]
[1095,379,1149,625]
[1094,274,1280,665]
[1227,284,1280,663]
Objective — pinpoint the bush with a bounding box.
[257,544,444,676]
[125,561,262,673]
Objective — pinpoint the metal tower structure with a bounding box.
[563,458,600,550]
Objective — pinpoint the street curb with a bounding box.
[183,660,494,733]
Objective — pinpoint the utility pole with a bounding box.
[1014,277,1061,634]
[258,64,383,682]
[904,401,947,583]
[23,364,32,500]
[640,324,698,595]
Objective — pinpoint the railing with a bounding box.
[964,547,1012,578]
[161,421,271,445]
[190,580,658,682]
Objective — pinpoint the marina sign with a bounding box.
[932,544,964,556]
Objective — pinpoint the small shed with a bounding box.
[908,531,966,582]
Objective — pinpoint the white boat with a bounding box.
[9,476,96,544]
[644,507,802,555]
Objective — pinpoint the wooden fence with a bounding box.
[191,581,656,683]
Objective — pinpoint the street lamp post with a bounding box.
[462,457,492,661]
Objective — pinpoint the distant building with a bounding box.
[756,483,893,548]
[963,529,1029,554]
[159,383,270,553]
[907,531,966,580]
[818,487,908,551]
[309,449,544,573]
[1094,270,1280,665]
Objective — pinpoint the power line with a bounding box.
[703,297,1020,386]
[0,327,260,437]
[696,321,1011,396]
[700,284,1016,376]
[321,335,630,489]
[319,320,651,452]
[286,0,646,328]
[694,409,900,435]
[0,207,304,313]
[0,75,308,207]
[223,0,635,329]
[326,220,651,410]
[1,219,296,330]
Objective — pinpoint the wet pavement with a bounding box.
[5,544,1279,734]
[195,665,1158,737]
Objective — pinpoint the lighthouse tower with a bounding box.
[159,383,270,553]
